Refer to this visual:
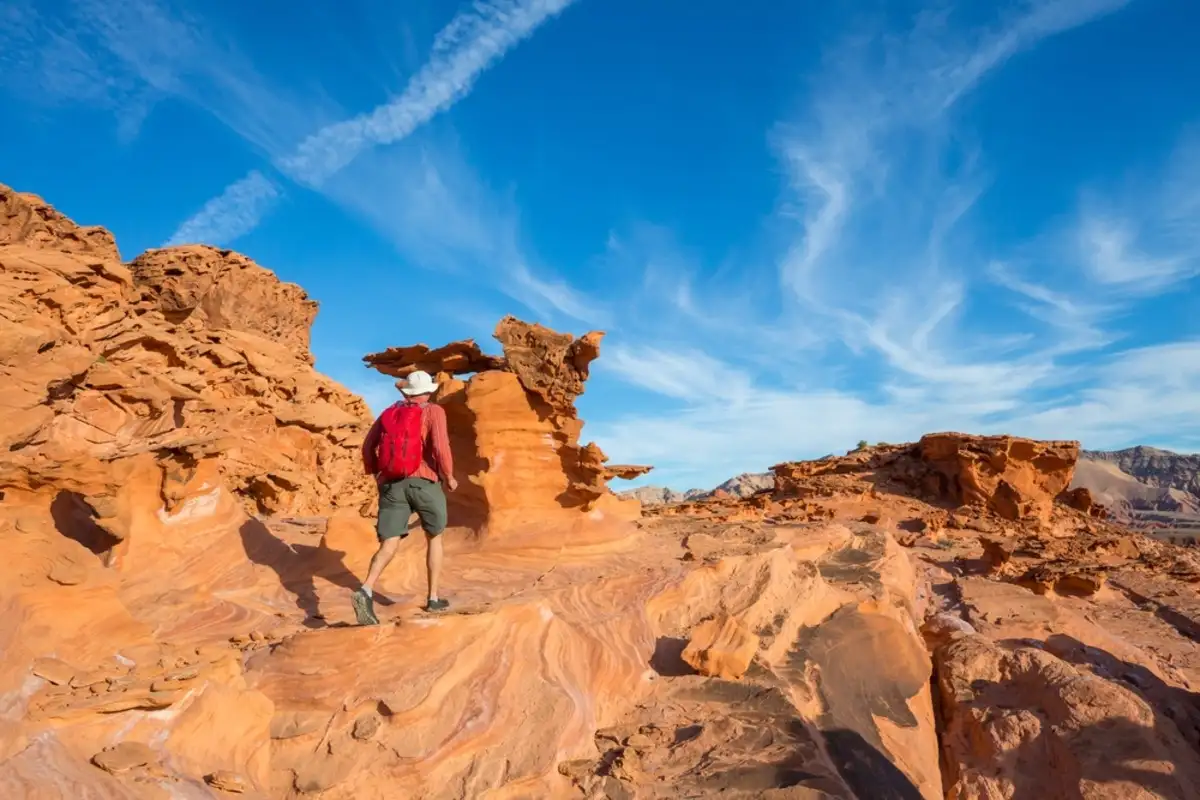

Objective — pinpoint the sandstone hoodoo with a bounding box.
[363,316,652,545]
[6,182,1200,800]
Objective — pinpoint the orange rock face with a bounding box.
[130,245,320,353]
[0,183,121,260]
[772,434,1081,522]
[363,338,504,378]
[935,632,1200,799]
[0,183,378,797]
[0,182,374,525]
[915,432,1080,521]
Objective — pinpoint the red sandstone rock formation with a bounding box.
[363,339,504,378]
[914,433,1080,521]
[130,246,320,354]
[772,434,1080,522]
[0,183,121,259]
[0,183,373,528]
[362,316,652,545]
[680,613,759,679]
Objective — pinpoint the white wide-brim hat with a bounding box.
[400,370,438,396]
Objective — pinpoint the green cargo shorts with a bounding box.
[377,477,448,540]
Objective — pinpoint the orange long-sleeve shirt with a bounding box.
[361,401,454,483]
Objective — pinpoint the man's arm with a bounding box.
[361,417,383,476]
[427,405,455,484]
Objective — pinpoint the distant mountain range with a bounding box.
[622,472,773,506]
[627,446,1200,538]
[1078,446,1200,505]
[1072,447,1200,538]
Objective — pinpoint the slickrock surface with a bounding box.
[5,184,1200,800]
[637,436,1200,799]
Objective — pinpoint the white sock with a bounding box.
[361,586,373,597]
[428,595,438,602]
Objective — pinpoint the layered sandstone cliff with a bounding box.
[0,183,374,532]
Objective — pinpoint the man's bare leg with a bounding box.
[363,536,402,593]
[425,533,443,603]
[352,536,401,625]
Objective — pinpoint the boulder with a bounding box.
[681,614,759,679]
[90,741,157,774]
[935,634,1200,799]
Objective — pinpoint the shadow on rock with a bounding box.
[50,490,120,565]
[650,637,694,677]
[1045,633,1200,750]
[238,518,390,628]
[1113,585,1200,644]
[823,728,924,800]
[942,633,1200,799]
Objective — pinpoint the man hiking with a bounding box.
[353,369,458,624]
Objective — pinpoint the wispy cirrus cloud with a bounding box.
[7,0,595,333]
[164,171,281,246]
[1015,340,1200,448]
[586,0,1200,490]
[602,345,749,403]
[985,261,1116,355]
[741,2,1138,396]
[155,0,589,328]
[167,0,580,246]
[277,0,579,186]
[509,261,605,326]
[776,0,1135,320]
[320,137,607,327]
[1073,135,1200,291]
[1,0,331,149]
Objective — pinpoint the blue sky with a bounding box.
[3,0,1198,490]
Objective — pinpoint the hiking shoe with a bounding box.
[423,598,450,613]
[351,589,379,625]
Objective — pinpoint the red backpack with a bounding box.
[376,402,427,480]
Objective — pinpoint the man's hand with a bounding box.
[446,476,459,492]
